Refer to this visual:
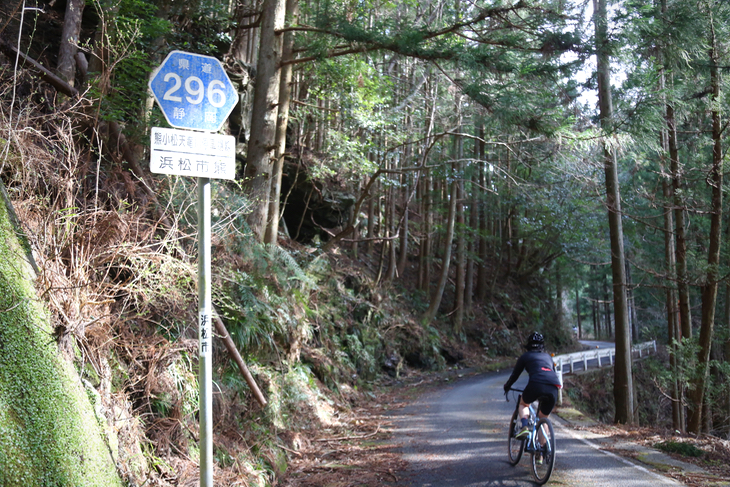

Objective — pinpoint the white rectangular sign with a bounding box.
[150,127,236,180]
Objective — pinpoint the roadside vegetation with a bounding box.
[563,362,730,487]
[2,0,730,485]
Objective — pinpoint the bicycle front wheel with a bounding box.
[531,418,556,485]
[507,408,524,465]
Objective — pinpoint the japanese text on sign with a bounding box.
[150,127,236,180]
[199,310,211,357]
[148,50,238,132]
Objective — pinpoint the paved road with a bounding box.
[392,371,682,486]
[579,339,615,350]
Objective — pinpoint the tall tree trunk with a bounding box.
[244,0,286,241]
[265,0,299,245]
[663,133,684,431]
[576,286,582,339]
[594,0,634,424]
[453,177,465,333]
[502,147,514,280]
[667,92,692,341]
[57,0,85,85]
[367,178,376,255]
[724,283,730,426]
[352,180,361,259]
[422,178,458,325]
[706,342,720,432]
[418,75,437,290]
[264,0,299,245]
[229,0,258,64]
[626,259,638,342]
[603,277,612,338]
[377,167,384,243]
[476,133,489,302]
[397,163,410,277]
[397,189,409,277]
[657,9,685,428]
[465,164,478,314]
[453,109,465,333]
[688,24,723,434]
[556,262,564,329]
[397,99,414,278]
[420,171,432,290]
[418,171,428,289]
[386,179,398,282]
[668,282,684,431]
[665,73,693,433]
[351,206,359,259]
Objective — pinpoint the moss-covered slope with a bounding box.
[0,196,123,486]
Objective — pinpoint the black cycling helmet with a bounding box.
[526,332,545,351]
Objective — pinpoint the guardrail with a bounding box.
[553,340,656,405]
[554,340,656,377]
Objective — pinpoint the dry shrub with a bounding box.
[2,73,316,486]
[1,81,213,484]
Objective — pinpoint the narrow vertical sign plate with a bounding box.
[199,309,212,357]
[150,127,236,180]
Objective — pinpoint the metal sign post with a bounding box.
[149,49,238,486]
[198,177,213,486]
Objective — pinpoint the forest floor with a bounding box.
[589,425,730,487]
[276,366,467,487]
[277,365,730,487]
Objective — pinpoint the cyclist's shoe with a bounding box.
[543,452,551,464]
[515,426,530,439]
[535,453,543,465]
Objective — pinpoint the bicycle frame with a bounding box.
[508,391,543,452]
[506,388,556,485]
[523,403,542,451]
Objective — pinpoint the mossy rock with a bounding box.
[0,197,123,486]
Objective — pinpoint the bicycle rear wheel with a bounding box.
[507,408,524,465]
[531,418,555,485]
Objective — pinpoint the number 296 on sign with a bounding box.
[149,50,238,132]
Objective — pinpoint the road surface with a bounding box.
[579,339,615,350]
[391,370,682,486]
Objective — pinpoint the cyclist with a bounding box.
[503,332,561,462]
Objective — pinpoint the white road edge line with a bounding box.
[553,417,681,486]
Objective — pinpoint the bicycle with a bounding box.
[506,388,556,485]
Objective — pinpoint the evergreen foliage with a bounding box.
[3,0,730,482]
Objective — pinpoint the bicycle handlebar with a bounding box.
[505,388,524,402]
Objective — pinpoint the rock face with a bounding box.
[0,191,123,486]
[281,158,355,243]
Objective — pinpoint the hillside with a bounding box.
[0,60,566,485]
[3,0,730,484]
[0,48,577,484]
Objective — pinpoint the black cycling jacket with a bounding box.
[504,350,561,390]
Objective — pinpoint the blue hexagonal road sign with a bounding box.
[149,50,238,132]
